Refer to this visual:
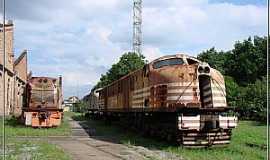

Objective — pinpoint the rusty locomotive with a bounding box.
[22,76,63,127]
[89,54,237,147]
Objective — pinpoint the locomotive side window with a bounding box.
[153,58,184,69]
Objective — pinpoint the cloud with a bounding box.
[143,45,163,61]
[142,1,266,54]
[3,0,266,98]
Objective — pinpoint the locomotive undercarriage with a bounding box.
[178,129,231,147]
[95,109,234,147]
[22,108,63,128]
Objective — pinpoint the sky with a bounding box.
[0,0,267,99]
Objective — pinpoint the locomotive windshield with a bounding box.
[153,58,184,69]
[187,58,199,65]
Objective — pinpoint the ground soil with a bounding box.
[49,117,183,160]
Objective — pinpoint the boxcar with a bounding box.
[22,76,63,127]
[91,54,237,147]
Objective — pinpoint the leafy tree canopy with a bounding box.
[227,36,267,85]
[197,47,228,74]
[198,36,267,85]
[93,52,146,90]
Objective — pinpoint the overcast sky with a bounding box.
[1,0,267,98]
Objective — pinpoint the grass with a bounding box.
[163,121,267,160]
[0,112,74,159]
[0,112,72,137]
[3,138,71,160]
[73,113,267,160]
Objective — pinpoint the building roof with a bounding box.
[14,50,27,66]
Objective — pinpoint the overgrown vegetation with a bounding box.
[72,101,88,113]
[4,139,71,160]
[167,121,266,160]
[73,113,267,160]
[197,36,267,122]
[0,114,71,137]
[0,114,73,159]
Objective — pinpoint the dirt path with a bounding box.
[49,118,182,160]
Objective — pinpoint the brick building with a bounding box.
[0,20,28,117]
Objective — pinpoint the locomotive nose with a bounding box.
[197,63,211,75]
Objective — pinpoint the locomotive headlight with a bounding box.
[198,63,210,74]
[204,67,210,73]
[198,66,204,73]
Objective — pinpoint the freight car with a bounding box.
[90,54,237,147]
[86,88,103,118]
[22,76,63,127]
[88,88,102,112]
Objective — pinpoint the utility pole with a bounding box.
[133,0,142,55]
[2,0,6,158]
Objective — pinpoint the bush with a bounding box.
[225,76,267,122]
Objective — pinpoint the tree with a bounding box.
[74,100,88,113]
[241,77,267,121]
[198,36,267,85]
[197,47,228,74]
[226,36,267,85]
[225,76,239,108]
[93,52,146,90]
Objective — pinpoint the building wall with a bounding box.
[13,51,28,116]
[0,70,15,115]
[0,22,15,116]
[0,22,14,71]
[0,70,3,115]
[14,51,27,82]
[6,72,15,115]
[0,21,28,117]
[13,79,25,117]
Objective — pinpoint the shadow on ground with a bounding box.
[70,113,173,151]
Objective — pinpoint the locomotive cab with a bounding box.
[149,55,202,108]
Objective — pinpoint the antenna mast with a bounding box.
[133,0,142,55]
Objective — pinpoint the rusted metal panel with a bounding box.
[122,77,130,110]
[100,54,230,112]
[210,69,227,108]
[23,77,63,127]
[26,77,62,110]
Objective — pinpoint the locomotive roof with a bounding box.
[151,54,201,64]
[99,53,201,90]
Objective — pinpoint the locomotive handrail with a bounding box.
[176,80,195,103]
